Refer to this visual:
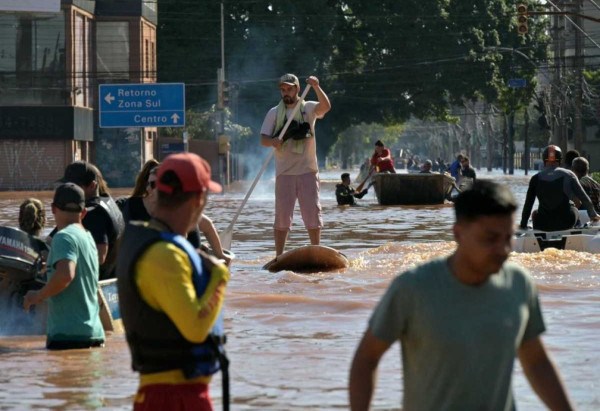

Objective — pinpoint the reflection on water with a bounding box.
[0,170,599,410]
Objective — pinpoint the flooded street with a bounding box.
[0,169,599,410]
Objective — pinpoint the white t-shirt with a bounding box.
[260,101,321,176]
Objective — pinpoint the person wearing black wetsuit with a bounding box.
[520,145,600,231]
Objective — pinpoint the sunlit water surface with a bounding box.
[0,169,598,410]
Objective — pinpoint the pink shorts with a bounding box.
[134,383,212,411]
[275,173,323,231]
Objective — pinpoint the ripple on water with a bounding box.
[0,173,598,410]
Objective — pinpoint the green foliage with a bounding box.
[162,108,252,148]
[583,69,600,136]
[329,123,405,168]
[156,0,551,159]
[163,110,214,140]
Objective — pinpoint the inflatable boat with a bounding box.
[513,226,600,253]
[0,226,121,334]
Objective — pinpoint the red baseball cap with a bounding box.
[156,153,222,194]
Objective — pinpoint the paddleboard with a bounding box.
[263,245,349,273]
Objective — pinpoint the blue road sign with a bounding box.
[507,78,527,89]
[99,83,185,128]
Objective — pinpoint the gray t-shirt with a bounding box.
[369,257,545,411]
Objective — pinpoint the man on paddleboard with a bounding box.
[350,180,574,411]
[260,73,331,256]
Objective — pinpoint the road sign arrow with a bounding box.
[99,83,185,128]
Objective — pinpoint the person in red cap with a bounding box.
[116,153,230,411]
[520,145,600,231]
[260,73,331,256]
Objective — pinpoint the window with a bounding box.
[0,14,66,105]
[96,21,130,80]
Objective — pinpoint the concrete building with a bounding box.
[0,0,157,189]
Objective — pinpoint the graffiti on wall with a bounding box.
[0,140,63,190]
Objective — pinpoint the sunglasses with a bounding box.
[147,181,156,189]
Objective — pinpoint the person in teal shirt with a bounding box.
[24,183,104,349]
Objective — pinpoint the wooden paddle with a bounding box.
[355,168,374,192]
[219,84,312,250]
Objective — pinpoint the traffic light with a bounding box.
[221,80,229,107]
[517,4,528,35]
[217,80,229,108]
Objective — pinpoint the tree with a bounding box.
[163,107,252,148]
[156,0,550,165]
[328,123,404,168]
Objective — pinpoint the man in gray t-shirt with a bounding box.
[349,180,574,411]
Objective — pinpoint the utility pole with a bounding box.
[221,1,225,76]
[573,0,584,152]
[524,109,530,175]
[508,111,515,175]
[217,0,226,115]
[551,2,567,150]
[216,1,231,185]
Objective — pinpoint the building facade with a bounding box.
[0,0,157,189]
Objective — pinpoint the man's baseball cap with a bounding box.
[279,73,300,88]
[53,183,85,212]
[58,161,97,186]
[156,152,222,194]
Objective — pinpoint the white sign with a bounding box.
[0,0,60,13]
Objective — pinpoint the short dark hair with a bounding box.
[157,170,198,208]
[454,180,517,222]
[565,150,580,168]
[375,140,384,147]
[59,161,97,187]
[571,156,589,176]
[341,173,350,180]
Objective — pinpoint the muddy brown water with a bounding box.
[0,170,598,410]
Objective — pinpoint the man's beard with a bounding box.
[283,95,296,105]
